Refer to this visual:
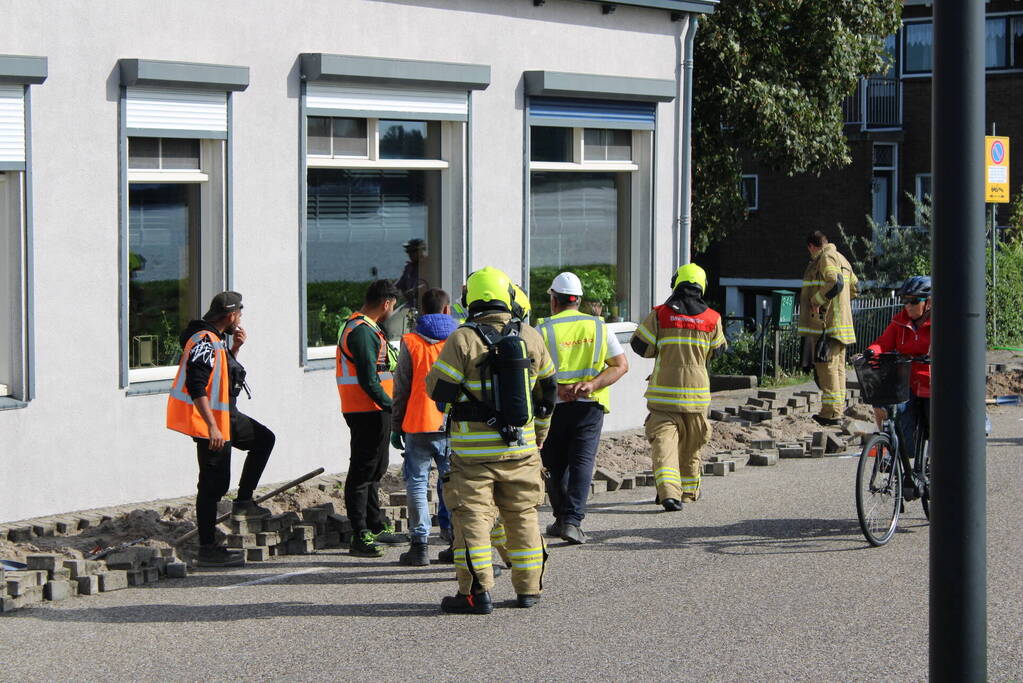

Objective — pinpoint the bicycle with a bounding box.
[852,352,931,547]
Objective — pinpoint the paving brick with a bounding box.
[31,521,56,537]
[810,446,826,458]
[757,389,779,400]
[54,519,77,535]
[26,554,60,572]
[143,567,160,583]
[825,434,846,454]
[6,576,31,597]
[9,585,43,608]
[255,531,281,546]
[787,396,808,408]
[811,431,826,448]
[593,466,624,491]
[778,446,806,459]
[748,450,779,466]
[711,462,730,476]
[166,562,188,579]
[589,480,608,495]
[286,539,314,555]
[44,580,73,602]
[0,596,17,613]
[77,575,101,595]
[126,569,146,587]
[724,406,739,415]
[301,507,330,523]
[246,547,269,562]
[709,409,728,421]
[326,513,352,534]
[98,571,128,592]
[730,452,750,467]
[312,502,337,515]
[229,518,264,535]
[619,476,635,490]
[48,568,71,581]
[226,534,258,549]
[702,462,715,475]
[746,397,767,408]
[7,526,33,542]
[291,524,315,541]
[322,531,342,548]
[750,439,776,450]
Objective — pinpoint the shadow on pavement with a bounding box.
[582,516,928,556]
[14,601,440,623]
[155,564,453,589]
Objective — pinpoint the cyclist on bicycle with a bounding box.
[864,275,931,459]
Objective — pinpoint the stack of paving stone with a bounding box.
[592,467,657,492]
[225,505,358,560]
[0,549,188,614]
[709,389,822,424]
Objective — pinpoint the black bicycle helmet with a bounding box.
[897,275,932,298]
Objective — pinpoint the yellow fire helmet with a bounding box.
[671,263,708,293]
[511,284,531,321]
[465,266,514,310]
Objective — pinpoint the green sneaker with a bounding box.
[372,523,408,545]
[350,530,385,557]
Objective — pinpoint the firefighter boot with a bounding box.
[441,590,494,615]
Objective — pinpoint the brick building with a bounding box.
[707,0,1023,325]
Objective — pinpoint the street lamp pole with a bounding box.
[930,1,987,681]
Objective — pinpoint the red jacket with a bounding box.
[867,309,931,398]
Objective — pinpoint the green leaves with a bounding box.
[692,0,901,250]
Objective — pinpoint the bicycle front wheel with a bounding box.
[856,433,903,546]
[917,436,931,521]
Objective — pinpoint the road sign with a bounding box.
[985,135,1010,203]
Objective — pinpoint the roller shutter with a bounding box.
[528,96,656,131]
[305,82,468,122]
[0,85,26,167]
[125,87,228,138]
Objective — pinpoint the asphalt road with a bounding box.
[2,409,1020,682]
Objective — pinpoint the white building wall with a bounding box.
[0,0,689,522]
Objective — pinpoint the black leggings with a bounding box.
[342,411,390,533]
[195,411,275,546]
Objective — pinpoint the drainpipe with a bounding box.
[676,14,698,268]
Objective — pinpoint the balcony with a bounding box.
[842,77,901,130]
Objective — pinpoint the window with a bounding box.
[915,173,932,225]
[528,125,650,322]
[741,175,759,211]
[127,137,224,381]
[904,16,1023,74]
[304,116,453,354]
[872,143,898,226]
[0,171,26,400]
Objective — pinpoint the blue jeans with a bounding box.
[402,432,452,543]
[895,395,930,460]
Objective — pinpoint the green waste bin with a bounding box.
[770,290,795,328]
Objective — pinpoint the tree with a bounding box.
[691,0,902,252]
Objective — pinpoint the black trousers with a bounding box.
[343,410,390,533]
[195,411,276,546]
[540,401,605,527]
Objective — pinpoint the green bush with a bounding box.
[709,329,762,376]
[988,238,1023,346]
[528,264,616,321]
[307,280,371,346]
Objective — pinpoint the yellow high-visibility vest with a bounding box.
[536,310,611,413]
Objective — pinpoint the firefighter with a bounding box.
[630,264,726,511]
[536,272,628,544]
[166,291,276,567]
[425,267,558,614]
[798,230,857,426]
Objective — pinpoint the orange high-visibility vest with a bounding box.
[400,332,446,433]
[166,330,232,440]
[336,313,394,413]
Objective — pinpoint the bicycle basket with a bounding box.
[853,354,911,406]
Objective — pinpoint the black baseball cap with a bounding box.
[202,291,243,321]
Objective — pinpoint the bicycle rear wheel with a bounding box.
[856,434,903,546]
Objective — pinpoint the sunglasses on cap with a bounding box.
[902,297,928,305]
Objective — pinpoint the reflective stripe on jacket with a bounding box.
[400,332,447,433]
[536,310,611,413]
[336,313,394,413]
[166,331,231,440]
[634,305,725,414]
[798,243,856,345]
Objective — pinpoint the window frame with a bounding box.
[525,124,653,324]
[741,174,759,211]
[914,173,932,225]
[902,14,1023,77]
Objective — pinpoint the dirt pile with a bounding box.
[986,368,1023,397]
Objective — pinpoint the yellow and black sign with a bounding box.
[985,136,1010,203]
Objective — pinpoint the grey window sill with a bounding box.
[0,397,28,411]
[304,358,335,373]
[126,379,174,396]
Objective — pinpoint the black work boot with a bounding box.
[516,594,541,608]
[441,590,494,615]
[560,523,587,545]
[662,498,684,512]
[399,541,430,566]
[196,544,245,567]
[231,499,272,519]
[545,520,564,538]
[437,545,454,563]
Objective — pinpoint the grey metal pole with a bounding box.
[930,1,987,681]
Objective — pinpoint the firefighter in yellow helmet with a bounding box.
[426,267,558,614]
[630,264,726,511]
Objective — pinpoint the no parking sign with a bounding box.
[985,136,1010,203]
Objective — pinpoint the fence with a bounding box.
[841,77,901,130]
[716,295,900,379]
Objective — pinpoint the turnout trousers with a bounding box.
[645,409,711,503]
[813,338,847,420]
[445,452,547,596]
